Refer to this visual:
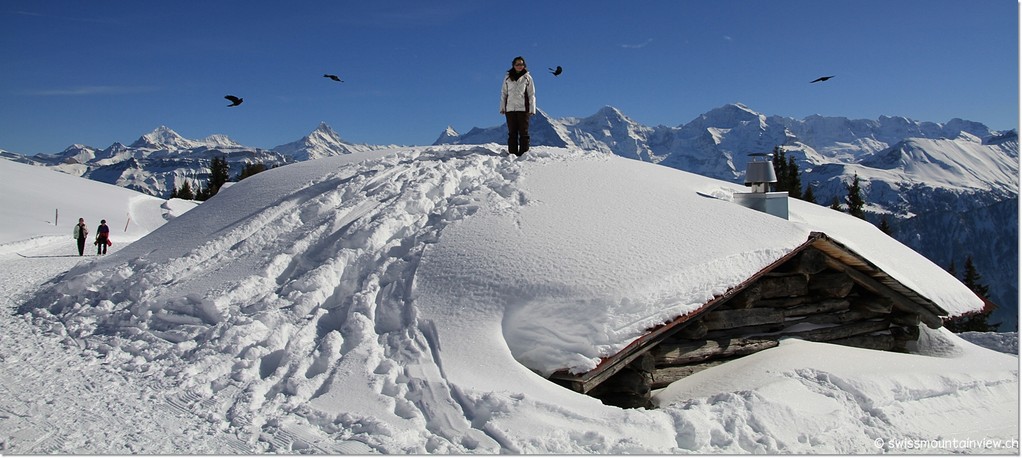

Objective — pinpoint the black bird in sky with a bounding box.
[810,75,835,83]
[224,95,243,107]
[549,66,562,76]
[324,74,343,82]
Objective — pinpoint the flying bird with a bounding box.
[224,95,243,107]
[810,75,835,83]
[324,74,343,82]
[549,66,562,76]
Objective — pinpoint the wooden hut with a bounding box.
[549,231,950,408]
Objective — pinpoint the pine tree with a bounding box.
[236,162,268,181]
[176,180,195,200]
[195,157,230,201]
[206,156,230,198]
[878,215,892,235]
[786,156,802,200]
[846,173,866,219]
[942,256,999,332]
[771,147,788,193]
[770,146,806,199]
[830,196,841,211]
[963,256,990,298]
[802,184,816,204]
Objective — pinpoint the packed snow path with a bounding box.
[8,146,1018,453]
[0,243,255,454]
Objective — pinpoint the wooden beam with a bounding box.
[702,308,785,331]
[829,333,896,351]
[549,311,711,393]
[821,256,943,328]
[651,360,729,388]
[784,299,850,317]
[654,337,778,366]
[787,319,891,342]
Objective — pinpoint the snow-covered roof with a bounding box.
[410,147,982,376]
[31,147,982,379]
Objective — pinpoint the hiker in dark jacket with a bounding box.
[95,219,110,255]
[73,218,88,256]
[500,56,536,157]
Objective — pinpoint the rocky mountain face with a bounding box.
[436,103,1019,330]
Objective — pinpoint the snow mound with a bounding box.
[19,146,997,453]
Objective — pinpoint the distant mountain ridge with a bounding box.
[18,123,388,198]
[5,103,1017,330]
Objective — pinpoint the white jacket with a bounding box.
[501,72,536,114]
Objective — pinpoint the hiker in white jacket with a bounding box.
[500,56,536,156]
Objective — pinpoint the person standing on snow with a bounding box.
[73,218,89,256]
[500,56,536,157]
[95,219,110,255]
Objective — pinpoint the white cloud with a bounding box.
[26,86,161,96]
[620,38,654,49]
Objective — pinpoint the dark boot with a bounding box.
[518,136,530,156]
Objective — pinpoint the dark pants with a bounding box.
[506,112,530,156]
[77,237,86,256]
[96,235,108,255]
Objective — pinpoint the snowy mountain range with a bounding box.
[15,123,390,198]
[437,103,1019,330]
[5,103,1018,329]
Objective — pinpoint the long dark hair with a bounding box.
[507,56,527,81]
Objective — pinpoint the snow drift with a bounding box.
[16,146,1012,453]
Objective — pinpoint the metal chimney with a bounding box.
[744,153,777,193]
[735,153,789,219]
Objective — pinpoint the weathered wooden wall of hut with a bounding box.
[589,247,927,409]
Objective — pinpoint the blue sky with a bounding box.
[1,0,1017,154]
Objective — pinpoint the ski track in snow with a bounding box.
[18,145,534,453]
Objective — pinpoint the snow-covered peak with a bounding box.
[593,105,628,121]
[201,134,242,149]
[942,118,996,139]
[309,122,345,144]
[131,126,199,150]
[53,144,97,164]
[527,109,574,148]
[575,106,646,133]
[64,143,93,152]
[860,135,1019,193]
[434,125,460,144]
[687,103,764,129]
[271,122,375,161]
[985,129,1019,147]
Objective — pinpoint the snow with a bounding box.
[0,146,1017,454]
[0,158,194,254]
